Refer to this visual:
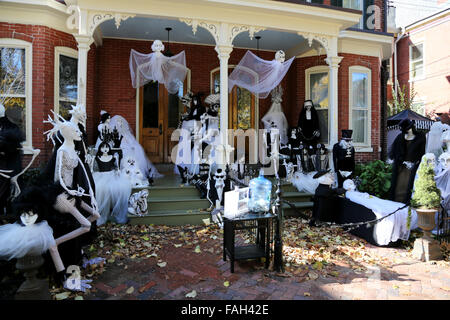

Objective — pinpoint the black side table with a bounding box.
[223,212,275,273]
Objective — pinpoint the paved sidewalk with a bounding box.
[80,225,450,301]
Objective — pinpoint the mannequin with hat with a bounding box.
[388,118,426,203]
[310,169,345,226]
[332,130,356,188]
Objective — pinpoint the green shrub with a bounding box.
[356,160,392,199]
[410,161,441,209]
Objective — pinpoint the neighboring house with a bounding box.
[390,7,450,122]
[0,0,393,167]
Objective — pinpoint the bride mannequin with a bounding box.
[93,141,132,225]
[261,85,288,145]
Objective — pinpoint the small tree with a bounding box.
[410,161,441,209]
[387,81,417,117]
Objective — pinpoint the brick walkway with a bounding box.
[84,239,450,300]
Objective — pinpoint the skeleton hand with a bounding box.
[403,161,415,170]
[9,175,20,199]
[64,278,92,292]
[313,130,320,138]
[386,158,394,165]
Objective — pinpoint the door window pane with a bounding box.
[236,87,252,130]
[59,55,77,101]
[143,81,159,128]
[309,71,329,144]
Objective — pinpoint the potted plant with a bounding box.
[410,160,442,261]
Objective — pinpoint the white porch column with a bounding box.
[74,35,93,107]
[215,45,233,163]
[324,36,343,148]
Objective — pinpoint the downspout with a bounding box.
[394,27,406,95]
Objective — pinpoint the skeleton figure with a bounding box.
[122,156,150,187]
[42,113,100,284]
[192,159,211,199]
[312,143,329,172]
[128,189,149,216]
[282,160,295,183]
[179,91,194,126]
[207,168,227,208]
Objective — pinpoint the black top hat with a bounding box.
[341,129,353,140]
[399,119,414,133]
[313,169,331,179]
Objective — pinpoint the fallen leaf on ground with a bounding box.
[186,290,197,298]
[304,292,311,297]
[157,262,167,268]
[126,287,134,294]
[55,292,70,300]
[224,281,230,287]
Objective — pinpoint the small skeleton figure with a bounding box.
[312,143,329,172]
[42,113,100,285]
[192,159,211,199]
[128,189,149,216]
[333,130,356,188]
[211,207,224,229]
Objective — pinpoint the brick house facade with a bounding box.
[0,0,393,168]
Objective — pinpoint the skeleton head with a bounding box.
[214,169,226,186]
[421,153,436,168]
[438,152,450,170]
[343,179,356,192]
[151,40,165,53]
[20,210,38,226]
[275,50,286,63]
[290,128,297,139]
[304,100,313,111]
[181,91,193,108]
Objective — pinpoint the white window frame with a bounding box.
[349,65,372,150]
[305,65,330,146]
[409,42,425,82]
[54,46,78,116]
[0,38,33,150]
[343,0,364,29]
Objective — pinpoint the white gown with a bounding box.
[291,171,319,194]
[0,221,55,260]
[345,191,414,246]
[93,158,133,226]
[426,122,450,158]
[108,115,162,179]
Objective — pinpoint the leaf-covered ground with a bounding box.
[44,215,449,300]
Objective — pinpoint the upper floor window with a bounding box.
[0,39,32,147]
[349,66,371,146]
[410,43,424,81]
[54,47,78,119]
[305,66,329,145]
[343,0,364,29]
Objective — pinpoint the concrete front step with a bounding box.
[148,197,210,212]
[133,185,200,198]
[128,210,211,226]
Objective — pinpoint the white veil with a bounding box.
[228,50,294,99]
[129,49,189,94]
[109,115,162,178]
[425,121,450,158]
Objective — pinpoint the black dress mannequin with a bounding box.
[95,143,117,173]
[332,130,356,188]
[297,100,320,149]
[389,119,426,203]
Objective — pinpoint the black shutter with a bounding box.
[331,0,343,6]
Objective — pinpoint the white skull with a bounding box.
[438,152,450,170]
[343,179,356,192]
[422,153,436,168]
[151,40,165,53]
[304,100,313,110]
[275,50,285,63]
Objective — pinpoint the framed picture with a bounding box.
[224,187,250,219]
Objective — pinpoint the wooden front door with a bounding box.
[140,82,183,163]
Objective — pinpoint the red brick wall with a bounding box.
[0,22,97,167]
[287,53,381,163]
